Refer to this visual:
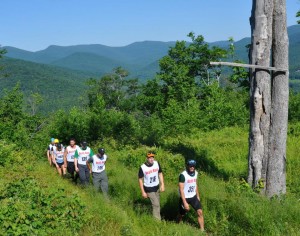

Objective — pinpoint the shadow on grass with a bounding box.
[161,191,179,221]
[132,198,152,216]
[168,142,230,180]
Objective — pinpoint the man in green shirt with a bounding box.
[74,141,94,186]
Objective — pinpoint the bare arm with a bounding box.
[86,161,91,172]
[52,154,58,167]
[138,178,148,198]
[64,149,68,166]
[196,185,200,200]
[74,158,79,172]
[158,172,165,192]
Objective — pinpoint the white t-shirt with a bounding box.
[180,170,198,199]
[88,154,108,173]
[66,145,78,162]
[140,161,160,187]
[75,147,93,165]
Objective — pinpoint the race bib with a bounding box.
[97,165,103,171]
[57,155,64,163]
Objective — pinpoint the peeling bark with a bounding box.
[248,0,273,192]
[248,0,288,197]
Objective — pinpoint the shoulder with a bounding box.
[179,173,185,183]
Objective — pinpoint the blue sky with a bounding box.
[1,0,299,51]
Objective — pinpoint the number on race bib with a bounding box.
[82,157,87,161]
[150,176,156,183]
[97,166,103,170]
[188,186,195,193]
[71,155,74,159]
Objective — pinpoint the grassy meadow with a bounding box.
[1,125,300,235]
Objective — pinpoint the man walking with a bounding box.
[138,151,165,220]
[47,138,55,166]
[178,159,204,231]
[74,141,94,186]
[64,138,79,182]
[87,148,109,196]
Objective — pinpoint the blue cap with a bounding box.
[186,159,196,167]
[50,138,55,142]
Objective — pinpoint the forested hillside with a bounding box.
[0,57,95,113]
[4,25,300,80]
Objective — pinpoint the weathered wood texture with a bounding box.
[266,0,289,197]
[209,62,287,72]
[248,0,288,196]
[248,0,274,193]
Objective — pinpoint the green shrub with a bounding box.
[0,177,86,236]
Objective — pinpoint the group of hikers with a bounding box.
[47,137,204,231]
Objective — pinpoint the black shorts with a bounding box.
[67,161,75,173]
[57,162,64,168]
[179,195,202,215]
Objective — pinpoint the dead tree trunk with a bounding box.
[248,0,273,192]
[248,0,289,197]
[266,0,289,197]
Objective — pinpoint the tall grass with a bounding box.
[1,125,300,235]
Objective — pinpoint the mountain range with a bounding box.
[1,25,300,112]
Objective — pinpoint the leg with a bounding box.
[99,171,109,196]
[84,165,90,185]
[147,191,161,220]
[197,209,204,231]
[62,165,67,175]
[67,162,74,179]
[56,164,62,176]
[177,197,187,223]
[92,172,101,191]
[78,165,86,185]
[190,196,204,231]
[48,156,52,166]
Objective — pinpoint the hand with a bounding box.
[142,192,148,199]
[160,184,165,192]
[184,202,190,211]
[75,167,79,172]
[89,170,92,174]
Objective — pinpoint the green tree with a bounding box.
[0,46,7,77]
[158,32,227,105]
[87,67,140,111]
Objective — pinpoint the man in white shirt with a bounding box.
[178,159,204,231]
[138,151,165,220]
[87,148,108,196]
[64,138,79,182]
